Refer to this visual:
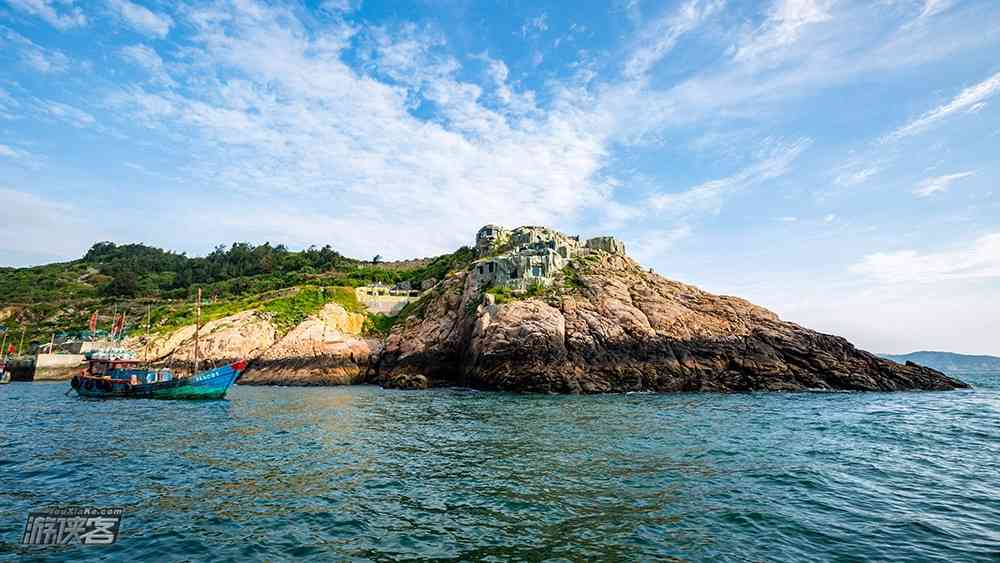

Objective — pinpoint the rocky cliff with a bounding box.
[127,303,373,386]
[374,252,968,393]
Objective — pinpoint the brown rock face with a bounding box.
[375,253,968,393]
[127,310,279,370]
[240,303,375,386]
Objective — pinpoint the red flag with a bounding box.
[6,344,13,355]
[113,313,126,338]
[89,311,98,334]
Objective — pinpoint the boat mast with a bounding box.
[193,288,201,376]
[17,326,26,355]
[143,304,151,364]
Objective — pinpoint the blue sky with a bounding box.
[1,0,999,355]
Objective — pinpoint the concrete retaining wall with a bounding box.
[33,353,86,381]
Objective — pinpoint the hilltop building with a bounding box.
[471,225,625,290]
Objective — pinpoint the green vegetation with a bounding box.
[486,281,547,305]
[561,261,589,291]
[0,240,478,347]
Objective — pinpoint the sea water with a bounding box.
[1,373,998,561]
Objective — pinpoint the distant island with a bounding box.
[881,352,1000,373]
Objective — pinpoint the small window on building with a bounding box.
[478,265,484,274]
[532,265,543,277]
[488,262,495,273]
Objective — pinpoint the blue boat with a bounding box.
[70,290,245,399]
[71,357,246,400]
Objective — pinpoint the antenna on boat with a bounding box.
[193,288,202,377]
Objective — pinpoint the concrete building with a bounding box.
[471,225,625,290]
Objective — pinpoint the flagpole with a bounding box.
[108,305,117,348]
[143,304,151,365]
[193,288,202,377]
[17,326,26,356]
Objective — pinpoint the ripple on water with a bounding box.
[1,374,998,562]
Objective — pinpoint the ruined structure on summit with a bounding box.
[471,225,625,290]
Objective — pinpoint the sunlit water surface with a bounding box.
[2,373,998,561]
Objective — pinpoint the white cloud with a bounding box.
[0,188,97,265]
[320,0,360,13]
[35,99,96,127]
[110,1,612,259]
[912,171,974,197]
[0,144,29,159]
[732,0,834,64]
[2,28,71,73]
[628,224,693,264]
[107,0,173,38]
[5,0,87,30]
[849,232,1000,283]
[119,44,173,85]
[834,164,880,188]
[521,13,548,38]
[918,0,953,19]
[624,0,723,80]
[823,213,836,222]
[884,71,1000,142]
[648,138,811,216]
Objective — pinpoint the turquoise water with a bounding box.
[2,374,998,561]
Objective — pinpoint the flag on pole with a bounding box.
[112,314,126,339]
[88,311,98,335]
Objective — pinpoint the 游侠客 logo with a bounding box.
[22,507,124,546]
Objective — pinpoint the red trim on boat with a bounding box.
[230,359,248,372]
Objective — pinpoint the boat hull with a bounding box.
[73,361,245,400]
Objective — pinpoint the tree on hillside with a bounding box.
[101,270,139,297]
[372,254,382,265]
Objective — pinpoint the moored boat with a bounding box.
[69,288,244,399]
[70,357,246,399]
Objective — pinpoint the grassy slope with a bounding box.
[0,245,476,347]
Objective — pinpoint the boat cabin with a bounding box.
[85,358,174,384]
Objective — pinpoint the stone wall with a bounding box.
[33,353,86,381]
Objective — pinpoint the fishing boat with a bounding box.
[70,357,245,399]
[69,289,245,399]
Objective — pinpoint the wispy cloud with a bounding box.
[912,171,975,197]
[648,138,812,217]
[850,232,1000,283]
[732,0,834,64]
[834,164,880,188]
[0,143,30,160]
[119,44,174,85]
[883,71,1000,142]
[624,0,723,80]
[110,1,612,257]
[107,0,173,39]
[628,224,693,264]
[2,28,71,73]
[6,0,87,30]
[0,188,98,264]
[35,99,96,127]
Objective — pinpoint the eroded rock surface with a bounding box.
[375,253,968,393]
[240,303,376,386]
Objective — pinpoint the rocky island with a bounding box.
[119,225,965,393]
[3,225,968,393]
